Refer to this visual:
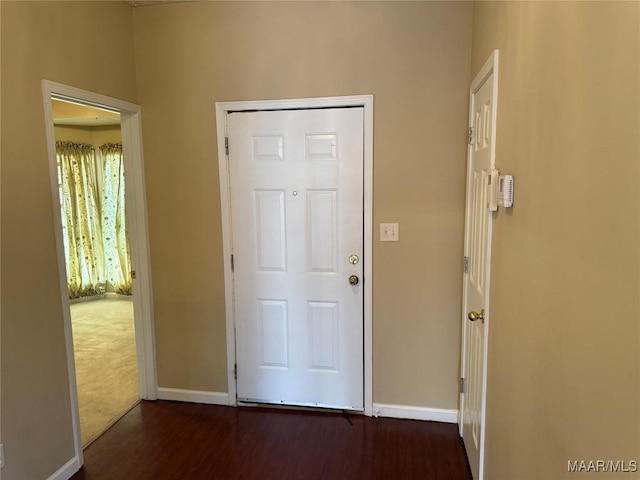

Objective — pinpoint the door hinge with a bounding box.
[131,270,137,279]
[231,254,235,272]
[460,377,466,394]
[225,136,229,155]
[468,127,474,145]
[463,256,469,274]
[234,363,237,380]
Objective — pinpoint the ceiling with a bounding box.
[52,99,121,127]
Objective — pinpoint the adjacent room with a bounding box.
[52,100,139,447]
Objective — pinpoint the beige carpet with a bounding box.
[71,298,139,446]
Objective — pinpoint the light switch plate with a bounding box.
[380,223,399,241]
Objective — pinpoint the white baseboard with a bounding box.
[157,387,230,405]
[373,403,458,423]
[105,292,133,300]
[46,456,80,480]
[156,390,456,424]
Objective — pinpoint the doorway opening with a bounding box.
[52,99,139,446]
[42,80,157,467]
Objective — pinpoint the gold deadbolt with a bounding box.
[348,254,360,265]
[468,309,485,323]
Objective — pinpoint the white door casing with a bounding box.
[229,108,363,409]
[459,50,499,480]
[42,80,157,468]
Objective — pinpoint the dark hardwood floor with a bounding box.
[72,400,472,480]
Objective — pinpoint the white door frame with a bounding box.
[216,95,374,416]
[458,50,499,480]
[42,80,158,465]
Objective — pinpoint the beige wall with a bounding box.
[0,2,137,479]
[92,126,123,146]
[3,2,638,479]
[54,125,94,145]
[471,2,640,478]
[54,125,122,146]
[133,1,473,407]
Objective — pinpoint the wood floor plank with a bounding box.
[71,400,471,480]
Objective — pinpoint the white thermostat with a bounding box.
[498,175,514,208]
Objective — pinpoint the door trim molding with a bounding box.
[42,80,158,467]
[458,50,499,480]
[46,457,80,480]
[215,95,374,416]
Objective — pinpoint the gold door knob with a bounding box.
[349,275,359,286]
[468,309,485,322]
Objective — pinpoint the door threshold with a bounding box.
[237,400,364,416]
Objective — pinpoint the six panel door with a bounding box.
[228,108,364,410]
[462,72,494,479]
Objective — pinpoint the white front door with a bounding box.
[228,107,364,410]
[460,51,499,479]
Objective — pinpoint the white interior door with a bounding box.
[228,107,364,410]
[460,52,498,480]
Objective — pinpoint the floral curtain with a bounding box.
[57,141,106,298]
[56,141,132,298]
[100,143,132,295]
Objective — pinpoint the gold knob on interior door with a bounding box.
[468,309,485,322]
[349,275,359,286]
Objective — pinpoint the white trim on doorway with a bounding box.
[41,80,158,469]
[46,457,80,480]
[215,95,374,416]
